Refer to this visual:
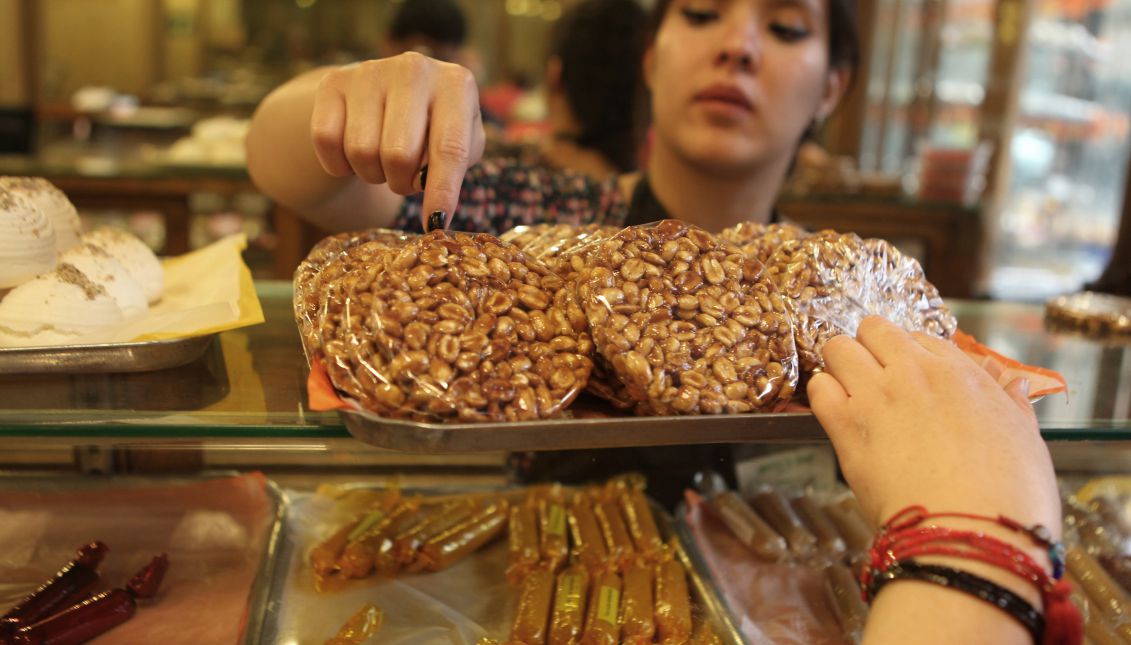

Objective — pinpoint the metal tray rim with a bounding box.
[0,333,215,374]
[342,408,826,453]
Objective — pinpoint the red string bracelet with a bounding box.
[863,505,1083,645]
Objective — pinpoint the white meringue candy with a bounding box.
[0,187,56,289]
[0,263,124,347]
[60,243,147,319]
[0,177,82,253]
[84,227,164,303]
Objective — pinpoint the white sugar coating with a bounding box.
[61,243,148,319]
[0,177,82,253]
[0,264,124,347]
[84,226,164,303]
[0,187,57,289]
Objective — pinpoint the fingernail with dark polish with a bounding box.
[427,210,446,232]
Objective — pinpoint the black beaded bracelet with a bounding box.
[868,559,1044,643]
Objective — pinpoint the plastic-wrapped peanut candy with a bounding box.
[763,230,956,376]
[320,230,594,422]
[500,223,620,274]
[294,228,417,365]
[575,219,800,415]
[718,221,811,266]
[505,223,640,411]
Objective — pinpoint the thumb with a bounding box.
[1003,376,1033,413]
[807,372,856,454]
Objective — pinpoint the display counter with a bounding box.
[0,281,1128,644]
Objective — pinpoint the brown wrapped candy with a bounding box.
[594,500,635,570]
[823,564,867,643]
[1067,547,1131,626]
[568,496,610,573]
[404,501,479,572]
[338,499,421,578]
[654,559,692,644]
[508,502,542,584]
[510,566,556,645]
[751,491,817,557]
[791,495,846,559]
[823,498,874,555]
[312,518,361,578]
[621,488,664,560]
[619,563,655,644]
[417,499,509,572]
[709,491,786,561]
[548,563,590,645]
[580,572,622,645]
[540,497,570,573]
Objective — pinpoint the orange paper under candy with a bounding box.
[308,329,1066,414]
[953,330,1067,398]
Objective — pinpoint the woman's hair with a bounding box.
[390,0,467,47]
[646,0,860,74]
[550,0,649,173]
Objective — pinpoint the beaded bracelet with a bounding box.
[868,559,1044,643]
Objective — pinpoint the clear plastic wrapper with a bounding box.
[708,491,787,562]
[751,491,818,558]
[548,563,589,645]
[655,556,693,643]
[509,565,555,644]
[312,230,594,422]
[681,493,847,644]
[580,571,621,645]
[791,496,846,560]
[717,222,811,266]
[507,502,542,585]
[1066,547,1131,626]
[822,564,867,644]
[573,220,799,415]
[761,230,956,376]
[293,228,417,366]
[594,499,635,571]
[500,224,621,275]
[620,563,656,644]
[568,495,610,573]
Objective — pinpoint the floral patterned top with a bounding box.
[394,157,629,235]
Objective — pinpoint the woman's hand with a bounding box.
[807,316,1060,534]
[310,53,486,228]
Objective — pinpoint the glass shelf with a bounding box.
[0,282,1128,442]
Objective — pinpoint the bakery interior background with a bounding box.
[0,0,1129,300]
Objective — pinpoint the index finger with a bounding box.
[421,75,481,227]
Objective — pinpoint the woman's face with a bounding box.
[645,0,845,176]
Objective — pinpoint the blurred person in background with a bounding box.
[382,0,468,64]
[535,0,649,181]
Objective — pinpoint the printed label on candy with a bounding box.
[547,504,567,537]
[559,574,583,611]
[597,585,620,625]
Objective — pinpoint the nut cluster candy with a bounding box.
[722,223,957,375]
[294,229,417,364]
[574,220,799,415]
[316,231,593,422]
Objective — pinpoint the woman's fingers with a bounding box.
[342,82,387,184]
[820,333,883,398]
[422,64,483,223]
[807,371,862,471]
[855,316,928,367]
[380,76,432,196]
[310,82,351,177]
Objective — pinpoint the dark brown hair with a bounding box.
[646,0,860,74]
[550,0,649,173]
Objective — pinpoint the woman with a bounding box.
[247,2,1066,642]
[247,0,853,233]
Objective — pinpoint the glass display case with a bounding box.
[0,281,1129,643]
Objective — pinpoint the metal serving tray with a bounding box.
[0,472,285,645]
[343,408,825,453]
[0,334,215,374]
[262,484,744,645]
